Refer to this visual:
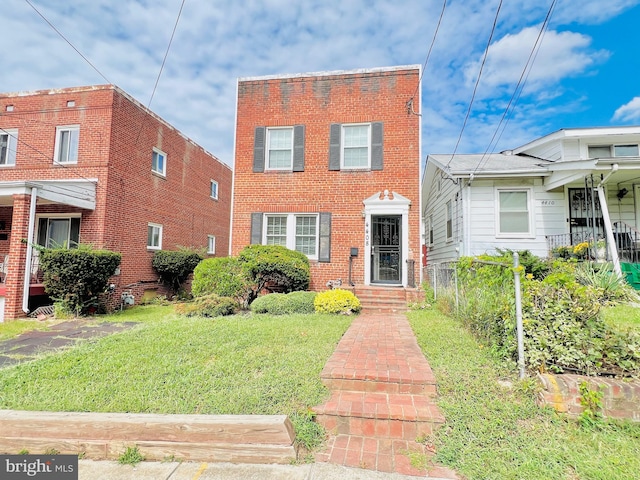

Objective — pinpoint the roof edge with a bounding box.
[238,64,421,82]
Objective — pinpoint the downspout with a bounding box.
[22,187,37,314]
[596,165,621,277]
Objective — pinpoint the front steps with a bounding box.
[351,285,423,314]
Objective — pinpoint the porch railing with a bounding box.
[0,253,43,284]
[546,222,640,263]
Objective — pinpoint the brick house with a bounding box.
[0,85,231,321]
[231,66,423,303]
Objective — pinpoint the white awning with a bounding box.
[0,180,97,210]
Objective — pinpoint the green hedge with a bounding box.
[314,289,361,315]
[152,250,203,295]
[175,294,238,317]
[250,291,317,315]
[39,247,121,315]
[191,257,250,302]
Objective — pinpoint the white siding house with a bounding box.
[422,126,640,279]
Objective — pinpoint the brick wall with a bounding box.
[0,85,231,317]
[537,373,640,422]
[232,67,421,290]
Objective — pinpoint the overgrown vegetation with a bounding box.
[0,305,350,454]
[314,288,361,315]
[191,245,310,307]
[39,246,121,316]
[118,445,145,466]
[409,308,640,480]
[152,249,203,296]
[174,293,238,317]
[250,291,317,315]
[440,251,640,376]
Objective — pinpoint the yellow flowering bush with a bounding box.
[314,288,361,315]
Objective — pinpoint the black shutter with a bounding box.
[329,124,341,171]
[250,213,263,244]
[318,212,332,262]
[293,125,305,172]
[371,122,383,171]
[253,127,265,173]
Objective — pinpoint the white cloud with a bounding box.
[613,97,640,122]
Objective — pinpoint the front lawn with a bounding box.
[602,303,640,331]
[0,305,351,450]
[408,308,640,480]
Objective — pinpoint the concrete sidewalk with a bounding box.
[79,460,454,479]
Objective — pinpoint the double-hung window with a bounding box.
[0,130,18,166]
[210,180,219,200]
[264,214,318,258]
[207,235,216,254]
[267,128,293,170]
[342,124,370,169]
[497,189,532,237]
[152,148,167,176]
[147,223,163,250]
[54,126,79,164]
[445,201,453,241]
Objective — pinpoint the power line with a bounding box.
[472,0,558,175]
[409,0,447,106]
[25,0,111,85]
[445,0,504,170]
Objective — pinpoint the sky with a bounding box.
[2,0,640,168]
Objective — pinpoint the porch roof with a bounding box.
[0,180,97,210]
[427,153,551,177]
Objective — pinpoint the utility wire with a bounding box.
[445,0,503,169]
[409,0,447,106]
[25,0,111,85]
[472,0,557,175]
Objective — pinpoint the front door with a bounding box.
[371,215,401,284]
[568,187,604,243]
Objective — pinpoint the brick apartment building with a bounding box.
[231,66,423,295]
[0,85,231,321]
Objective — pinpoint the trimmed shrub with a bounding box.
[238,245,310,305]
[152,249,203,295]
[250,291,317,315]
[175,293,238,317]
[192,257,251,303]
[39,247,121,315]
[314,289,361,315]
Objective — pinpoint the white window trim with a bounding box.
[341,123,371,170]
[147,222,163,250]
[262,213,319,260]
[613,144,639,157]
[35,213,82,248]
[210,180,219,200]
[266,127,294,171]
[0,129,18,167]
[207,235,216,254]
[495,187,535,239]
[152,147,167,177]
[53,125,79,164]
[427,214,434,246]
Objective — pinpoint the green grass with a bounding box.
[408,308,640,480]
[0,305,351,451]
[602,303,640,331]
[0,318,53,341]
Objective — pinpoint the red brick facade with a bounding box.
[231,66,421,290]
[0,85,231,320]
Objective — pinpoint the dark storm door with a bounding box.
[568,187,604,244]
[371,215,401,284]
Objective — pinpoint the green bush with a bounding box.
[192,257,251,302]
[39,247,121,316]
[174,294,238,317]
[152,249,203,295]
[314,289,361,315]
[238,245,310,305]
[448,254,640,376]
[250,291,317,315]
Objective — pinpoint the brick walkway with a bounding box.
[313,314,459,478]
